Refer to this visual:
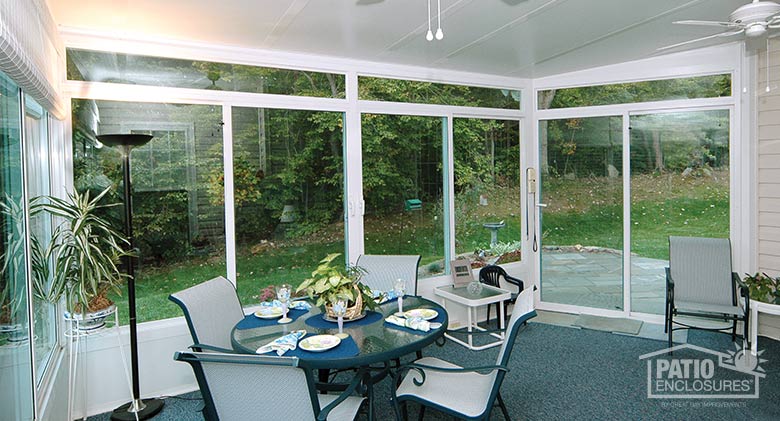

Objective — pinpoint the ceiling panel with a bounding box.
[46,0,751,78]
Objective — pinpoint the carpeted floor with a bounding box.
[89,322,780,420]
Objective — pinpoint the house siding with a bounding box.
[758,45,780,276]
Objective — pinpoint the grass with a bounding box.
[111,171,728,324]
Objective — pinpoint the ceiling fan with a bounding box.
[658,0,780,51]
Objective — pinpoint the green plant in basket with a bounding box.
[297,253,377,318]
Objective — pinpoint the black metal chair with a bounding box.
[479,265,524,327]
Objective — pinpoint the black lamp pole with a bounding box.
[97,134,164,420]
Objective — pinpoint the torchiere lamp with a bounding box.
[97,134,164,420]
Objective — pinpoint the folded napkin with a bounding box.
[260,300,312,311]
[385,315,430,332]
[256,330,307,356]
[373,290,399,304]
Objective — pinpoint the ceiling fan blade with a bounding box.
[657,29,744,51]
[674,20,740,28]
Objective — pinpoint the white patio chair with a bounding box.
[169,276,245,353]
[665,236,750,349]
[174,351,365,421]
[392,287,536,420]
[169,276,245,420]
[355,254,421,295]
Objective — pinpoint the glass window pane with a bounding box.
[540,116,624,310]
[67,48,345,98]
[453,118,521,262]
[359,77,520,109]
[362,114,445,279]
[23,94,56,385]
[630,110,730,314]
[538,74,731,110]
[232,107,345,304]
[72,100,225,324]
[0,71,33,420]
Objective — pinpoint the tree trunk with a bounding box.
[538,90,556,174]
[652,131,664,171]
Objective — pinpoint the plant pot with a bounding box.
[64,304,116,332]
[325,289,364,320]
[0,323,28,343]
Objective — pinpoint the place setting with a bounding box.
[235,284,312,330]
[254,329,359,359]
[384,283,444,334]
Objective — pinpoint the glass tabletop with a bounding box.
[231,296,448,369]
[436,284,508,300]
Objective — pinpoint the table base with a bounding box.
[443,304,505,351]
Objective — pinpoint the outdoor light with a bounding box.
[426,0,444,41]
[97,134,165,421]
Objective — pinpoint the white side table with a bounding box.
[434,284,511,350]
[751,301,780,354]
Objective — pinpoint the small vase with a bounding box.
[466,280,483,295]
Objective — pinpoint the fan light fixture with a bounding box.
[426,0,444,41]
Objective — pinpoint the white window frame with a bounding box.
[532,43,749,323]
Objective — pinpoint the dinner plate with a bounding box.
[404,308,438,321]
[254,307,283,319]
[299,334,341,352]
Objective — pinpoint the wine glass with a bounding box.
[393,278,406,316]
[276,283,292,324]
[332,299,348,339]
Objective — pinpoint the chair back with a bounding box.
[355,254,421,295]
[669,236,734,306]
[169,276,245,350]
[175,352,319,420]
[479,265,507,289]
[496,287,536,367]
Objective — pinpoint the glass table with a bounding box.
[231,296,448,369]
[434,284,511,350]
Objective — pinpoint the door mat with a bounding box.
[573,314,642,335]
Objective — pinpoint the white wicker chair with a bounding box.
[665,236,750,349]
[392,287,536,420]
[355,254,421,295]
[175,352,365,421]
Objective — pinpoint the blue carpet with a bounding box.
[88,323,780,420]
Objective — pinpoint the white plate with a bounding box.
[404,308,438,321]
[254,307,283,319]
[299,335,341,352]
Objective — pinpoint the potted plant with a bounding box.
[296,253,377,320]
[33,187,130,331]
[0,194,30,342]
[743,272,780,345]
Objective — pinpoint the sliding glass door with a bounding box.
[538,109,730,315]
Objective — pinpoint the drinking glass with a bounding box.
[333,299,348,339]
[276,284,293,324]
[393,278,406,316]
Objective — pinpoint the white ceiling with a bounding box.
[46,0,750,78]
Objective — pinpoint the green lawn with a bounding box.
[113,172,728,324]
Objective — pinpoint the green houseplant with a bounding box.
[33,187,130,327]
[0,194,29,340]
[296,253,377,319]
[743,272,780,305]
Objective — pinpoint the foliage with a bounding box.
[296,253,377,311]
[133,190,190,262]
[0,194,29,319]
[32,187,131,313]
[743,273,780,305]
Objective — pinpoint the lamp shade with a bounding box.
[96,134,152,148]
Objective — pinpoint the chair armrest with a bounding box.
[317,369,365,421]
[733,272,750,312]
[503,274,524,291]
[392,362,508,390]
[190,343,235,353]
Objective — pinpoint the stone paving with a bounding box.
[541,250,668,314]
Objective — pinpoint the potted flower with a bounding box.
[296,253,377,320]
[33,187,130,330]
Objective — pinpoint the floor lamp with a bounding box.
[97,134,164,420]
